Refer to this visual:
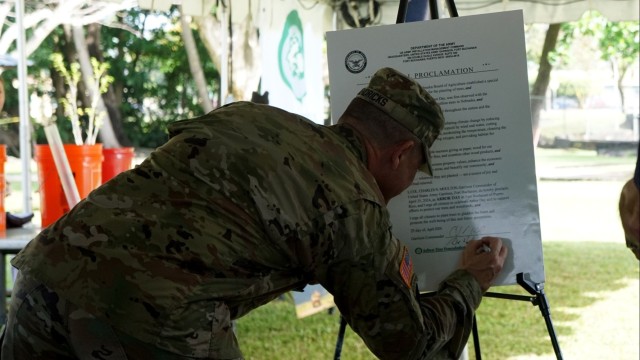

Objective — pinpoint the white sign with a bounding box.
[259,5,325,124]
[326,11,544,291]
[292,284,335,319]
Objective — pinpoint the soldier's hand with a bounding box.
[459,236,508,292]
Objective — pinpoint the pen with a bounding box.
[476,244,491,254]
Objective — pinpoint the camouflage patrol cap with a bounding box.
[356,67,445,176]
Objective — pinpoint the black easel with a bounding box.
[397,0,458,22]
[333,315,348,360]
[476,272,563,360]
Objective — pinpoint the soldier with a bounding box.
[1,67,507,359]
[619,141,640,260]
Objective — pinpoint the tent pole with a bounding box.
[16,0,32,215]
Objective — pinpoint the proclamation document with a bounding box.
[326,10,544,291]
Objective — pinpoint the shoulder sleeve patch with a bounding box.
[399,246,414,288]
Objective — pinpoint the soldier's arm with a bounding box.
[311,200,482,359]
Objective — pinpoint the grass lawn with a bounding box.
[235,241,639,359]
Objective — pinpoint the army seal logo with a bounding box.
[345,50,367,73]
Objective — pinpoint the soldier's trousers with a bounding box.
[0,271,204,360]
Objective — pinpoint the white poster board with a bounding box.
[326,11,544,291]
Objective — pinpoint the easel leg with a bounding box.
[536,289,563,359]
[517,273,564,360]
[479,273,563,359]
[333,315,347,360]
[472,315,482,360]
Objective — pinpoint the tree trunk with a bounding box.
[194,15,223,103]
[615,61,629,113]
[72,25,120,147]
[195,8,261,103]
[530,23,561,147]
[181,12,214,114]
[49,26,76,128]
[86,22,132,147]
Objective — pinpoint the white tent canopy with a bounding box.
[372,0,639,24]
[453,0,640,23]
[135,0,216,16]
[132,0,640,23]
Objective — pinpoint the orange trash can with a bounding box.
[35,144,103,228]
[0,144,6,236]
[102,147,135,183]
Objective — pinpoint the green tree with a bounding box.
[589,15,638,112]
[529,23,562,146]
[2,6,220,150]
[528,12,639,145]
[50,53,114,145]
[99,7,219,148]
[557,80,592,109]
[557,12,639,112]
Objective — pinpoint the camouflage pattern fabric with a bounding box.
[10,101,482,359]
[1,271,79,359]
[1,272,129,359]
[1,272,232,359]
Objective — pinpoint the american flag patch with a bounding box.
[399,246,413,288]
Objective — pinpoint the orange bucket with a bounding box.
[35,144,103,228]
[102,147,135,183]
[0,144,6,236]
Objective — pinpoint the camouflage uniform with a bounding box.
[5,69,482,359]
